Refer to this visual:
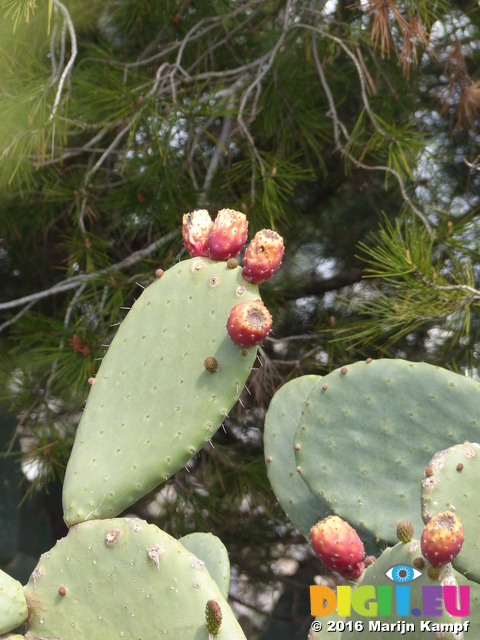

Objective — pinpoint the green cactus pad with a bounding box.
[178,532,230,599]
[63,257,260,526]
[0,568,28,635]
[23,517,246,639]
[421,441,480,583]
[264,375,328,538]
[341,540,477,639]
[293,359,480,542]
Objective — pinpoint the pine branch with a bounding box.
[305,28,433,236]
[0,230,179,317]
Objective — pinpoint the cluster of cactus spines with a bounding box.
[420,511,464,566]
[310,515,365,579]
[23,518,246,639]
[0,209,286,639]
[0,569,28,634]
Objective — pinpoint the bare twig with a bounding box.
[49,0,77,121]
[309,31,433,236]
[0,230,179,313]
[198,97,235,206]
[0,300,37,335]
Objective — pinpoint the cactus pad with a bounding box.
[293,359,480,542]
[63,257,260,525]
[0,569,28,635]
[264,375,327,538]
[23,517,246,639]
[178,532,230,599]
[421,441,480,583]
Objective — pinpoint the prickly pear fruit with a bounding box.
[242,229,284,284]
[207,209,248,260]
[420,511,464,566]
[226,299,272,347]
[396,519,414,543]
[182,209,212,257]
[310,515,365,579]
[205,599,222,634]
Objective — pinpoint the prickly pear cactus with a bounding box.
[292,359,480,542]
[178,532,230,600]
[0,569,28,635]
[63,257,261,526]
[23,517,246,640]
[421,441,480,583]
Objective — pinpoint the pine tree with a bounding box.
[1,0,480,636]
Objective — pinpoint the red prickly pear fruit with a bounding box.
[420,511,464,566]
[242,229,284,284]
[396,519,414,543]
[310,515,365,579]
[226,300,272,347]
[207,209,248,260]
[205,599,222,634]
[182,209,212,257]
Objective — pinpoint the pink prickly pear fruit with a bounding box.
[242,229,284,284]
[207,208,248,260]
[420,511,464,566]
[182,209,213,257]
[226,300,272,347]
[310,515,365,579]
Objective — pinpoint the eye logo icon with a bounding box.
[385,564,422,583]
